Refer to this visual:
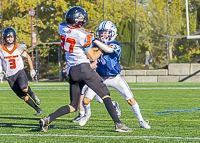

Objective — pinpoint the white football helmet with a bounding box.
[96,20,117,42]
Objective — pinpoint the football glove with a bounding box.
[0,71,5,84]
[30,69,36,78]
[90,31,95,41]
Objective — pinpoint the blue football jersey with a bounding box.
[93,40,121,76]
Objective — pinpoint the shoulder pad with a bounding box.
[17,42,27,51]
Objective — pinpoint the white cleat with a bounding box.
[139,120,151,129]
[79,112,91,126]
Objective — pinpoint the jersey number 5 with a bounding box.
[60,36,75,53]
[9,59,16,69]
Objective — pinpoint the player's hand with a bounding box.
[90,31,95,41]
[30,69,36,78]
[90,60,98,69]
[0,71,5,84]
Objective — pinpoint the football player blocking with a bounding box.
[39,6,132,132]
[71,20,150,129]
[0,27,42,116]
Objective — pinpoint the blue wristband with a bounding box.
[83,44,92,51]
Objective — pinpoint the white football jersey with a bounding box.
[0,42,27,77]
[58,22,93,74]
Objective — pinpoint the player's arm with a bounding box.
[93,39,114,53]
[25,53,33,70]
[25,53,36,78]
[0,55,5,84]
[85,45,103,61]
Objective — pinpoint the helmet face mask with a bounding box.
[96,21,117,43]
[65,6,88,28]
[3,27,17,45]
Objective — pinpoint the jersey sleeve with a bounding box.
[17,42,27,57]
[78,28,93,48]
[110,42,121,57]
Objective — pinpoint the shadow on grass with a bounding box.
[0,116,40,121]
[0,117,115,132]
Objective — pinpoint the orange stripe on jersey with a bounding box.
[85,29,90,32]
[83,43,92,47]
[21,50,25,55]
[2,42,18,55]
[67,26,81,29]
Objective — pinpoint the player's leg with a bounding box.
[15,70,42,115]
[106,74,150,129]
[71,84,90,123]
[39,66,83,132]
[71,94,85,122]
[8,79,42,115]
[17,70,41,105]
[81,64,132,132]
[94,91,121,119]
[79,87,96,126]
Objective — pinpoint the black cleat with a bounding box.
[39,116,50,132]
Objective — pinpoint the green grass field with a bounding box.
[0,82,200,143]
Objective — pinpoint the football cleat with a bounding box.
[31,92,41,105]
[139,120,151,129]
[35,109,42,116]
[115,122,132,132]
[79,112,91,126]
[70,113,83,123]
[113,101,121,118]
[39,116,50,132]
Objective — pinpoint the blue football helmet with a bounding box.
[96,20,117,42]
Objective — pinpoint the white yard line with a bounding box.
[0,133,199,140]
[1,87,200,90]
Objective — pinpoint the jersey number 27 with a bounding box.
[60,36,75,53]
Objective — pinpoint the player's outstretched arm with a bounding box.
[93,40,114,53]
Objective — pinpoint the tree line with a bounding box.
[1,0,200,72]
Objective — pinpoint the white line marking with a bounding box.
[1,87,200,90]
[0,133,199,140]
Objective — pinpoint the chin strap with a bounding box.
[93,40,113,53]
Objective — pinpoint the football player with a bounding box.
[39,6,132,132]
[0,27,42,116]
[78,20,151,129]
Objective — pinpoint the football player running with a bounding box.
[0,27,42,116]
[39,6,132,132]
[79,20,151,129]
